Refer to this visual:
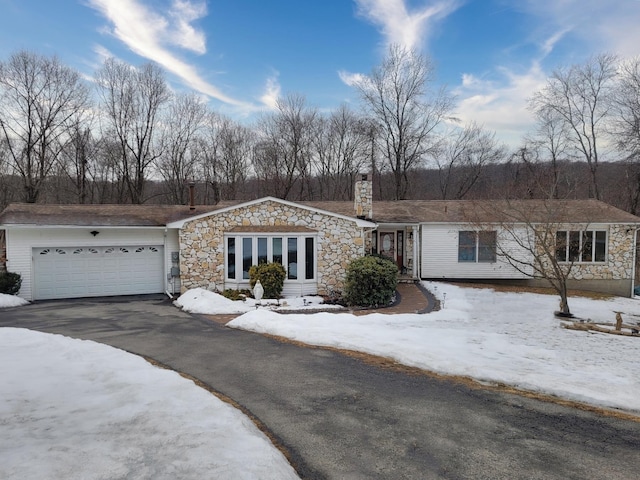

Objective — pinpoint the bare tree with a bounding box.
[157,93,207,204]
[518,102,577,199]
[354,44,453,200]
[611,57,640,214]
[436,122,505,199]
[0,50,90,203]
[55,109,99,204]
[198,113,254,203]
[313,104,369,200]
[0,138,18,209]
[95,58,171,204]
[530,54,618,200]
[253,93,318,199]
[470,200,586,315]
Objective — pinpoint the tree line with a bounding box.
[1,47,640,213]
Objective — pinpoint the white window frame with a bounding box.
[224,233,317,284]
[458,230,497,263]
[555,230,607,263]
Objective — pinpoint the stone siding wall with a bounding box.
[569,224,635,281]
[179,200,366,294]
[534,224,636,285]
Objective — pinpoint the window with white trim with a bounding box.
[458,231,497,263]
[555,230,606,263]
[225,234,316,281]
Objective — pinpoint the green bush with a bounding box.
[221,288,252,301]
[343,255,398,307]
[0,271,22,295]
[248,262,286,299]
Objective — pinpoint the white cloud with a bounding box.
[539,27,571,58]
[338,70,367,87]
[453,62,548,148]
[86,0,251,107]
[515,0,640,60]
[354,0,462,50]
[168,0,207,54]
[259,74,281,110]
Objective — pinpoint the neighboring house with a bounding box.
[1,176,639,300]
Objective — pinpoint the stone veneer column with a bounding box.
[354,174,373,219]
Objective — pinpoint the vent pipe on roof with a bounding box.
[188,182,196,211]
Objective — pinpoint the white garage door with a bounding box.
[33,246,165,300]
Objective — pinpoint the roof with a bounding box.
[1,198,638,227]
[361,199,640,224]
[165,196,376,229]
[0,202,240,227]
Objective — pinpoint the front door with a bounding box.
[379,231,395,261]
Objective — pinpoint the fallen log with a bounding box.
[562,321,640,337]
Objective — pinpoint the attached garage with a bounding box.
[0,203,209,301]
[32,245,165,300]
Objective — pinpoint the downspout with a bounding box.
[164,227,173,299]
[412,225,420,279]
[632,229,639,298]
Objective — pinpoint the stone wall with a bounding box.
[569,224,635,281]
[354,176,373,219]
[530,223,637,296]
[179,200,366,295]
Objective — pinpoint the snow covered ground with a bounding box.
[2,281,638,478]
[215,282,640,414]
[0,293,29,308]
[174,287,342,314]
[0,328,299,480]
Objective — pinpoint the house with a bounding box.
[1,176,639,301]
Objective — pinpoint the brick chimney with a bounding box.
[354,173,373,220]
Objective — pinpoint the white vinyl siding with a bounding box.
[421,224,531,279]
[5,227,175,300]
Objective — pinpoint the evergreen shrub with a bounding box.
[221,288,252,301]
[0,271,22,295]
[248,262,286,299]
[343,255,398,307]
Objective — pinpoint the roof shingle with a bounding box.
[1,198,638,227]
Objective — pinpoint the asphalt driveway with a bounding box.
[2,295,640,479]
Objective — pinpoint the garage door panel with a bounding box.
[33,246,164,300]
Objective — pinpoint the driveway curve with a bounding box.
[2,295,639,480]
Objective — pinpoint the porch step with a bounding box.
[398,276,418,284]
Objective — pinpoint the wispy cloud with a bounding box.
[86,0,250,107]
[354,0,462,50]
[168,0,207,54]
[453,0,640,147]
[337,70,367,87]
[453,62,547,148]
[259,74,281,110]
[515,0,640,59]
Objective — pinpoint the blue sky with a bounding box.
[1,0,640,146]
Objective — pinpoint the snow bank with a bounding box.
[174,287,339,315]
[0,293,28,308]
[229,282,640,413]
[0,328,299,480]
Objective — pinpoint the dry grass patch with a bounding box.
[446,281,615,300]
